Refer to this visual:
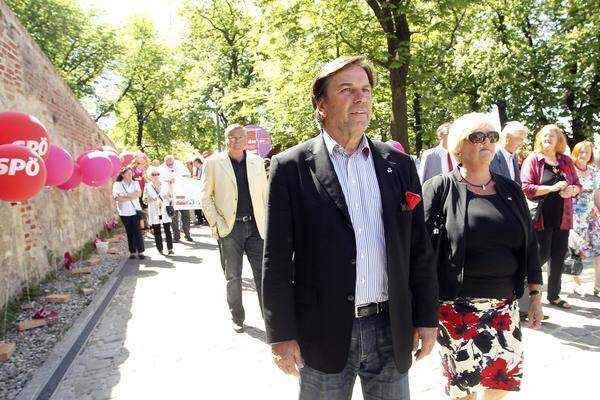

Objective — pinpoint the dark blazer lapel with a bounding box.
[369,139,399,217]
[452,168,468,275]
[306,136,352,224]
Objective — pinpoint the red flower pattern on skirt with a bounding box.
[439,304,480,340]
[481,358,521,391]
[492,313,512,331]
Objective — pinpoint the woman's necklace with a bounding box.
[460,171,493,191]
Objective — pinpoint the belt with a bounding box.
[355,301,389,318]
[235,215,253,222]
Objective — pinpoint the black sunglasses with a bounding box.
[468,131,500,144]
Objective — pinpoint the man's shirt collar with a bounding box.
[322,130,370,159]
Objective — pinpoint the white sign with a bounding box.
[172,177,202,210]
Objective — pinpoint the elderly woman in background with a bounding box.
[569,141,600,296]
[113,167,146,260]
[423,112,543,400]
[143,166,174,255]
[521,125,582,308]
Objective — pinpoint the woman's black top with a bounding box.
[540,162,565,228]
[461,191,524,299]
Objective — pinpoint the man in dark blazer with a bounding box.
[489,121,528,186]
[262,56,438,399]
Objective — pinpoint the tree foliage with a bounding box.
[7,0,598,156]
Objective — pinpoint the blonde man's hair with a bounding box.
[533,124,567,154]
[448,112,499,163]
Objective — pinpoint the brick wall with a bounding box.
[0,1,118,308]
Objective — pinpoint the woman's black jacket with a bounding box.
[422,168,543,301]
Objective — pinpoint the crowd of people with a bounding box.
[109,55,599,400]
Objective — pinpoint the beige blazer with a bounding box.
[200,151,268,239]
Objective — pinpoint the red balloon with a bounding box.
[78,151,112,184]
[105,152,121,177]
[45,144,74,186]
[0,144,47,202]
[57,163,82,190]
[120,152,134,167]
[201,150,213,159]
[0,111,51,160]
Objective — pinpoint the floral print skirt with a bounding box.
[438,298,523,398]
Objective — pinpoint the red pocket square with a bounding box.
[405,192,422,211]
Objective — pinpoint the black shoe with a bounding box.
[129,254,136,259]
[185,236,194,242]
[173,239,180,243]
[158,250,163,255]
[232,322,244,333]
[138,254,146,260]
[168,249,174,255]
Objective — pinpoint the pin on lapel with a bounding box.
[508,196,512,201]
[386,167,392,173]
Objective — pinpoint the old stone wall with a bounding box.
[0,1,117,308]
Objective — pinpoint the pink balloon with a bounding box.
[386,140,405,153]
[81,174,110,187]
[105,152,121,177]
[78,150,112,184]
[57,163,82,190]
[120,152,134,167]
[98,145,118,154]
[44,144,74,186]
[76,149,94,163]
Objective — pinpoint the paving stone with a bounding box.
[49,226,599,400]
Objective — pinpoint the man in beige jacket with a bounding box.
[200,124,268,333]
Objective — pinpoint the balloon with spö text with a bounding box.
[0,144,47,202]
[0,111,50,160]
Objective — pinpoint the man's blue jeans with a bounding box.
[217,220,263,325]
[299,312,410,400]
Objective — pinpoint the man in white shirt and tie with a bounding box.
[490,121,528,186]
[418,122,457,183]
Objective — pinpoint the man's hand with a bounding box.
[271,340,304,377]
[412,327,437,361]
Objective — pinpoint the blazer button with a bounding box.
[350,259,356,266]
[347,295,354,302]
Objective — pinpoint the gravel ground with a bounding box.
[0,232,128,400]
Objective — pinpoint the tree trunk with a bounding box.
[366,0,411,153]
[413,92,423,156]
[496,101,508,128]
[390,66,409,153]
[565,62,585,146]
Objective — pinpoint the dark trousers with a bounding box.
[536,228,569,301]
[217,220,263,325]
[195,209,206,224]
[299,313,409,400]
[120,214,145,254]
[152,222,173,252]
[172,210,191,240]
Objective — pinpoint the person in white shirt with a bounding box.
[418,122,457,183]
[143,166,174,255]
[159,155,193,242]
[193,157,207,225]
[112,167,146,259]
[490,121,528,185]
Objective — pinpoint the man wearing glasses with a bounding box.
[200,124,268,333]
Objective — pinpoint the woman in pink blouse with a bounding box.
[521,125,582,309]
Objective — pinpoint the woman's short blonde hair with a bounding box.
[570,140,595,165]
[533,124,567,154]
[146,166,159,179]
[448,112,499,162]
